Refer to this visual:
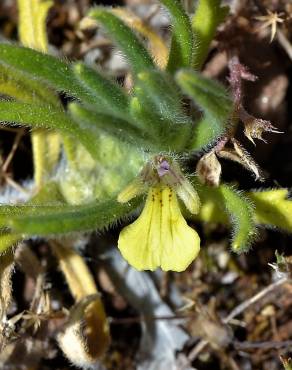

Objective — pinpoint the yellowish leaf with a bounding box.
[18,0,52,51]
[17,0,61,188]
[249,189,292,231]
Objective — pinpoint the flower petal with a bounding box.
[160,187,200,271]
[118,186,200,271]
[118,187,161,270]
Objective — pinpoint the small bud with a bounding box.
[196,151,221,187]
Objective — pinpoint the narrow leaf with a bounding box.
[0,64,59,106]
[160,0,193,72]
[248,189,292,232]
[18,0,62,187]
[18,0,52,51]
[68,102,150,148]
[194,181,256,252]
[192,0,229,69]
[88,8,154,75]
[176,69,232,150]
[220,185,257,253]
[0,44,91,103]
[73,62,130,120]
[0,101,99,158]
[112,8,168,69]
[194,181,228,224]
[0,198,140,235]
[133,70,192,150]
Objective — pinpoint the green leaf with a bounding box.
[192,0,229,69]
[0,232,23,253]
[0,101,99,158]
[194,181,228,224]
[73,62,130,120]
[68,102,151,149]
[194,185,292,239]
[0,44,92,103]
[159,0,193,72]
[175,69,232,150]
[31,181,66,204]
[248,189,292,232]
[129,94,162,142]
[194,182,257,252]
[0,64,59,106]
[88,8,154,75]
[220,185,257,253]
[133,70,192,150]
[0,198,140,235]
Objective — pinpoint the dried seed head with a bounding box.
[189,303,233,351]
[196,151,222,187]
[218,139,265,182]
[52,242,110,366]
[57,295,110,368]
[244,117,283,145]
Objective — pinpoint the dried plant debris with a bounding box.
[102,248,189,370]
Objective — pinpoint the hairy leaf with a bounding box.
[194,182,256,252]
[68,102,151,149]
[0,198,140,235]
[192,0,229,69]
[220,185,257,253]
[88,8,154,75]
[112,8,168,69]
[18,0,63,187]
[0,101,99,158]
[133,70,192,150]
[176,69,232,150]
[159,0,193,72]
[0,64,59,106]
[0,44,92,103]
[73,62,130,119]
[248,189,292,232]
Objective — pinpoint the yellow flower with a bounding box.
[118,185,200,271]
